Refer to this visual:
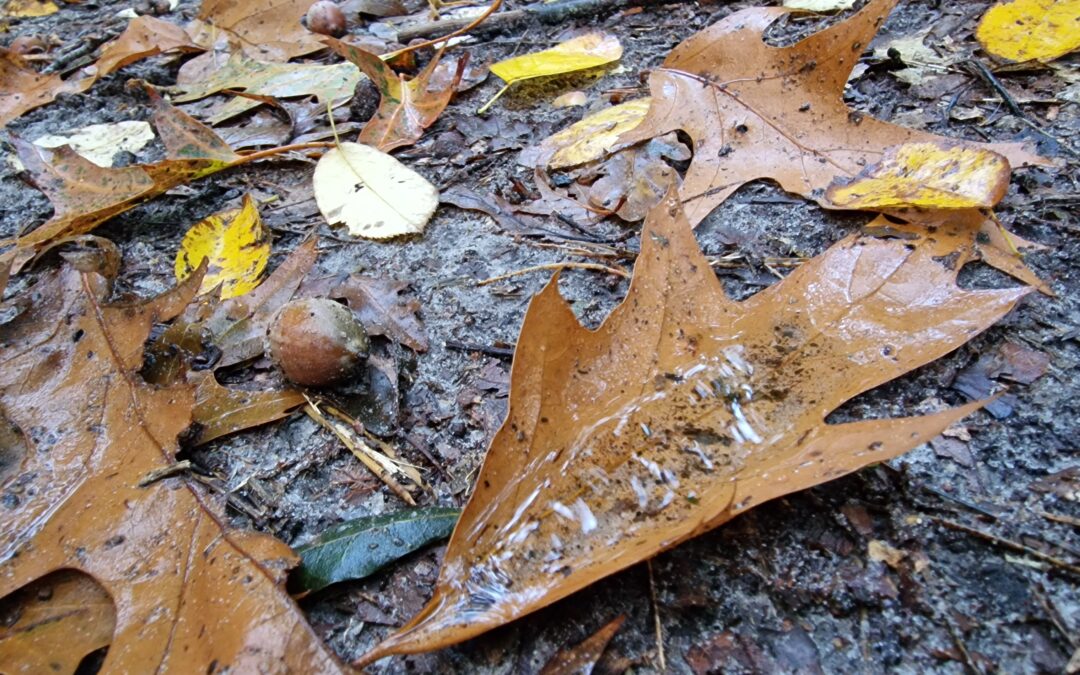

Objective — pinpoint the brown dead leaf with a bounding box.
[4,92,242,272]
[0,571,115,674]
[189,0,323,63]
[0,242,345,673]
[540,615,625,675]
[191,371,306,445]
[358,189,1027,662]
[322,274,429,352]
[617,0,1047,225]
[326,38,465,152]
[95,16,202,76]
[575,132,690,221]
[0,48,94,126]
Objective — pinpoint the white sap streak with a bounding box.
[631,475,649,509]
[573,498,597,533]
[731,400,763,444]
[551,500,575,522]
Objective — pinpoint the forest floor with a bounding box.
[1,0,1078,672]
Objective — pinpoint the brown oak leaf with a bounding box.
[617,0,1047,226]
[358,189,1027,663]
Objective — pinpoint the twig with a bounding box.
[1038,510,1080,528]
[934,517,1080,576]
[137,460,192,487]
[384,0,503,59]
[647,559,666,672]
[305,399,417,505]
[445,339,516,358]
[477,262,629,286]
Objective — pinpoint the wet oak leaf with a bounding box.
[0,49,94,126]
[188,0,324,63]
[325,39,465,152]
[976,0,1080,63]
[358,190,1028,663]
[94,15,202,76]
[0,246,345,673]
[617,0,1047,226]
[825,142,1011,210]
[0,571,115,674]
[325,273,430,352]
[175,194,271,299]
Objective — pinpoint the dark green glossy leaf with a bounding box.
[294,507,460,591]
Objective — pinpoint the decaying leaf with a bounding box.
[30,120,156,167]
[539,615,625,675]
[617,0,1046,226]
[175,194,271,299]
[2,0,58,17]
[170,54,361,124]
[976,0,1080,63]
[326,38,465,152]
[578,132,690,221]
[0,49,94,126]
[319,273,430,352]
[94,15,202,77]
[825,142,1011,210]
[4,94,242,271]
[187,0,324,63]
[526,98,651,170]
[0,242,344,673]
[0,571,115,674]
[358,190,1028,663]
[294,507,460,591]
[313,141,439,239]
[190,371,305,445]
[480,32,623,113]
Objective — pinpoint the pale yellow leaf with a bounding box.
[3,0,58,17]
[976,0,1080,62]
[534,98,651,170]
[33,121,155,167]
[313,142,439,239]
[175,194,270,299]
[783,0,855,11]
[826,141,1011,210]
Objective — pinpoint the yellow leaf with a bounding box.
[976,0,1080,63]
[175,194,270,299]
[536,98,651,170]
[3,0,58,17]
[480,32,622,113]
[825,142,1011,210]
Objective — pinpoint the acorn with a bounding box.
[306,1,347,38]
[268,298,368,387]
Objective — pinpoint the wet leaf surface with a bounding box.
[359,190,1027,662]
[294,507,460,592]
[175,194,271,299]
[0,49,94,126]
[617,0,1048,226]
[976,0,1080,63]
[0,243,345,673]
[327,39,465,152]
[94,15,201,77]
[539,614,625,675]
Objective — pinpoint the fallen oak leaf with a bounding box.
[0,242,345,673]
[976,0,1080,63]
[617,0,1048,226]
[0,571,115,674]
[323,273,430,352]
[94,15,202,77]
[190,371,306,445]
[0,48,95,126]
[825,141,1011,210]
[357,189,1028,663]
[577,132,690,222]
[187,0,325,64]
[479,32,623,114]
[325,38,465,152]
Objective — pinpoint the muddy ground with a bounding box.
[2,0,1078,672]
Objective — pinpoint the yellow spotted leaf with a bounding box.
[529,98,651,170]
[976,0,1080,63]
[175,194,270,299]
[480,33,622,113]
[3,0,58,17]
[825,142,1011,210]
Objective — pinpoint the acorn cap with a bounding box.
[268,297,369,387]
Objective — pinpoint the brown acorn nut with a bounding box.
[268,298,369,387]
[306,0,347,37]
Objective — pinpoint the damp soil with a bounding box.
[2,0,1078,672]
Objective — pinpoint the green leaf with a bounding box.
[294,507,460,591]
